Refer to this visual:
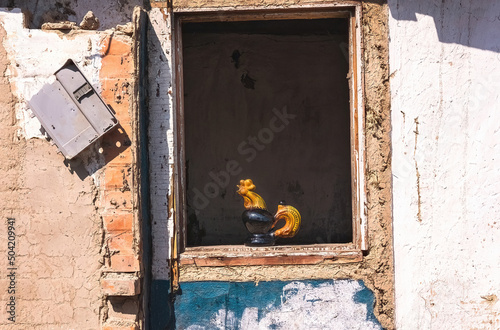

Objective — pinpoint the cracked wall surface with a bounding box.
[0,7,141,329]
[389,0,500,328]
[0,11,102,329]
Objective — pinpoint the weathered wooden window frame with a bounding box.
[171,3,367,270]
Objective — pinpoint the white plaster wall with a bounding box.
[147,8,174,281]
[389,1,500,328]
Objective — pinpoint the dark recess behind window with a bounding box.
[182,18,349,35]
[183,18,352,246]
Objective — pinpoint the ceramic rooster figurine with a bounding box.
[237,179,301,246]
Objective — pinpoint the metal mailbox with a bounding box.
[28,59,118,159]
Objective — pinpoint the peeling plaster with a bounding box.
[4,0,143,30]
[0,7,109,180]
[176,280,382,330]
[0,8,104,140]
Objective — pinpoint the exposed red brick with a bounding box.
[100,55,134,79]
[102,325,138,330]
[105,149,133,166]
[103,214,133,232]
[103,123,133,143]
[100,78,132,113]
[108,232,135,253]
[115,121,133,137]
[100,37,132,56]
[102,190,133,211]
[97,25,139,330]
[109,254,140,272]
[101,278,140,296]
[100,127,133,166]
[103,166,131,191]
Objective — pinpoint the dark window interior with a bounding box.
[183,18,352,246]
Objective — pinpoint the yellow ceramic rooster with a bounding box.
[237,179,301,241]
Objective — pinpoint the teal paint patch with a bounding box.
[353,283,380,326]
[174,280,382,329]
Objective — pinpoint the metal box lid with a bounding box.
[28,59,118,159]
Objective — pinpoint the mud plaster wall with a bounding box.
[0,10,103,329]
[147,1,394,329]
[389,0,500,328]
[0,8,139,329]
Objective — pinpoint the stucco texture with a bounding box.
[0,8,139,329]
[389,0,500,328]
[0,10,102,328]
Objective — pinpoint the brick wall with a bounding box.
[98,35,142,330]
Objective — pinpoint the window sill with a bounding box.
[180,244,362,267]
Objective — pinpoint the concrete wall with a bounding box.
[389,0,500,328]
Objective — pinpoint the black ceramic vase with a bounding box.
[242,209,275,246]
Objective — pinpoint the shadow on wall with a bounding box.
[0,0,143,30]
[388,0,500,53]
[62,123,131,180]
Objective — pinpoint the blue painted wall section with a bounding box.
[150,280,175,330]
[174,280,382,329]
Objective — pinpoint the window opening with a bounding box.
[182,18,353,247]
